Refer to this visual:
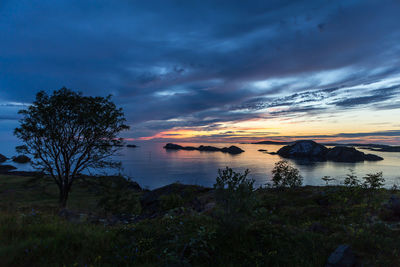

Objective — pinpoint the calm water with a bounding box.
[2,140,400,189]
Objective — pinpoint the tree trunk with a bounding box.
[59,186,69,209]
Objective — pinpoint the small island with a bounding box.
[164,143,244,154]
[275,140,383,162]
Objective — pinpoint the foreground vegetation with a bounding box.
[1,166,400,266]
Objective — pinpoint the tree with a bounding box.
[271,160,302,188]
[14,88,129,208]
[363,172,384,190]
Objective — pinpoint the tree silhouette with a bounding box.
[14,88,129,208]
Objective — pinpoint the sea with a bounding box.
[2,140,400,189]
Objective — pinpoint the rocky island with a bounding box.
[164,143,244,154]
[0,154,7,163]
[276,140,383,162]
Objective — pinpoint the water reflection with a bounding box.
[115,142,400,189]
[1,140,400,189]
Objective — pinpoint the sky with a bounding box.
[1,0,400,144]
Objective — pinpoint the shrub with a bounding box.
[159,194,185,211]
[344,169,361,187]
[97,176,141,215]
[271,160,303,188]
[214,167,257,229]
[363,172,384,190]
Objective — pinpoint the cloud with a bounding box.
[0,0,400,141]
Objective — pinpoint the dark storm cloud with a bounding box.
[276,130,400,139]
[1,0,400,139]
[333,86,400,107]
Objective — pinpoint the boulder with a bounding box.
[277,140,329,159]
[326,244,356,267]
[12,155,31,163]
[0,153,7,163]
[0,164,17,173]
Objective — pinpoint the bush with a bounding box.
[96,176,141,216]
[271,160,303,188]
[344,169,361,187]
[214,167,257,229]
[363,172,384,190]
[159,194,185,211]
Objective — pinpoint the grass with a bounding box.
[0,175,100,213]
[1,174,400,266]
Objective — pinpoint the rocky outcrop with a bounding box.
[277,140,329,159]
[164,143,244,154]
[140,183,212,216]
[221,146,244,154]
[327,146,383,162]
[164,143,196,150]
[0,153,7,163]
[276,140,383,162]
[12,155,31,163]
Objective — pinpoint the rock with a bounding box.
[326,147,364,162]
[0,164,17,173]
[277,140,383,162]
[164,143,196,150]
[326,244,356,267]
[277,140,329,159]
[126,144,137,148]
[12,155,31,163]
[258,149,268,152]
[0,154,7,163]
[326,146,382,162]
[198,145,220,152]
[221,146,244,154]
[364,153,384,161]
[164,143,244,154]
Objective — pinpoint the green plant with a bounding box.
[14,88,129,208]
[271,160,303,188]
[159,194,185,211]
[97,176,141,215]
[344,169,361,187]
[214,167,257,229]
[363,172,384,190]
